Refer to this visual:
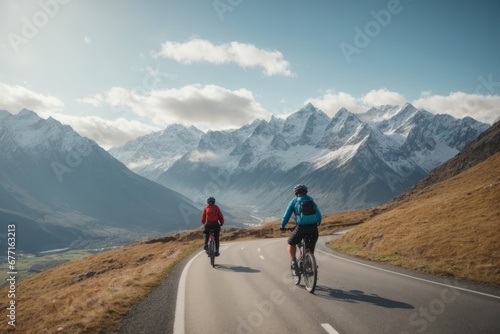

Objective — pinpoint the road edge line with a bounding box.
[173,250,204,334]
[317,249,500,300]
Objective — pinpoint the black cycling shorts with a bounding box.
[204,221,220,232]
[287,224,319,253]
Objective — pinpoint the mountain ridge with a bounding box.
[110,103,489,218]
[0,110,201,253]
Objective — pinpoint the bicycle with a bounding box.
[282,227,318,293]
[207,229,216,268]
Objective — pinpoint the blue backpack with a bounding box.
[294,196,319,224]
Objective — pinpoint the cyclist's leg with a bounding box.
[310,235,319,254]
[287,244,296,260]
[288,225,302,245]
[202,227,209,250]
[214,226,220,254]
[288,226,302,268]
[304,225,319,253]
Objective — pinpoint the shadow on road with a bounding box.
[215,264,261,273]
[314,286,414,309]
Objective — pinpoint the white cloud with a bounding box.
[77,94,104,107]
[152,37,295,77]
[188,150,217,162]
[0,82,64,114]
[105,84,272,130]
[361,88,406,107]
[413,92,500,124]
[0,83,157,149]
[46,113,160,150]
[306,89,399,116]
[306,90,364,116]
[306,88,498,124]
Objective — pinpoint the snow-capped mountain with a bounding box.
[0,109,200,253]
[108,124,203,180]
[359,103,490,172]
[110,103,489,219]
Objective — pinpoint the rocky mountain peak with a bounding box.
[109,104,490,217]
[0,111,200,252]
[18,108,40,119]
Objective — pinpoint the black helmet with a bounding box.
[207,196,216,204]
[293,184,308,195]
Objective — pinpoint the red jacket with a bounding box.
[201,204,224,225]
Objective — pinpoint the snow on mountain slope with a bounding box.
[282,102,330,146]
[317,108,370,151]
[110,103,489,217]
[2,109,86,153]
[108,123,203,180]
[359,104,490,172]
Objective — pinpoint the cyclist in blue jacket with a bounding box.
[280,184,321,273]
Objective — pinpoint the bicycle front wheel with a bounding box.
[303,252,317,293]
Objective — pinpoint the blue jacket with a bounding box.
[281,194,321,227]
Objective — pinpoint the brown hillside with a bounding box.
[0,233,202,334]
[331,152,500,284]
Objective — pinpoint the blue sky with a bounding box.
[1,0,499,148]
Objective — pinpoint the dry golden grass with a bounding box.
[0,234,202,334]
[223,207,373,240]
[331,153,500,285]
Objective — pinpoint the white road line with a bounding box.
[321,323,340,334]
[173,250,204,334]
[259,255,265,260]
[257,248,261,252]
[317,249,500,300]
[250,215,264,223]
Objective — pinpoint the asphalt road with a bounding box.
[120,234,500,334]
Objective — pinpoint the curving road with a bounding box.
[120,234,500,334]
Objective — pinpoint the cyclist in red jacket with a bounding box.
[201,196,224,256]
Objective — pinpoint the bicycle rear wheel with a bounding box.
[209,239,216,267]
[291,265,301,285]
[303,252,317,293]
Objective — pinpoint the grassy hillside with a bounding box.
[330,153,500,284]
[0,234,201,333]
